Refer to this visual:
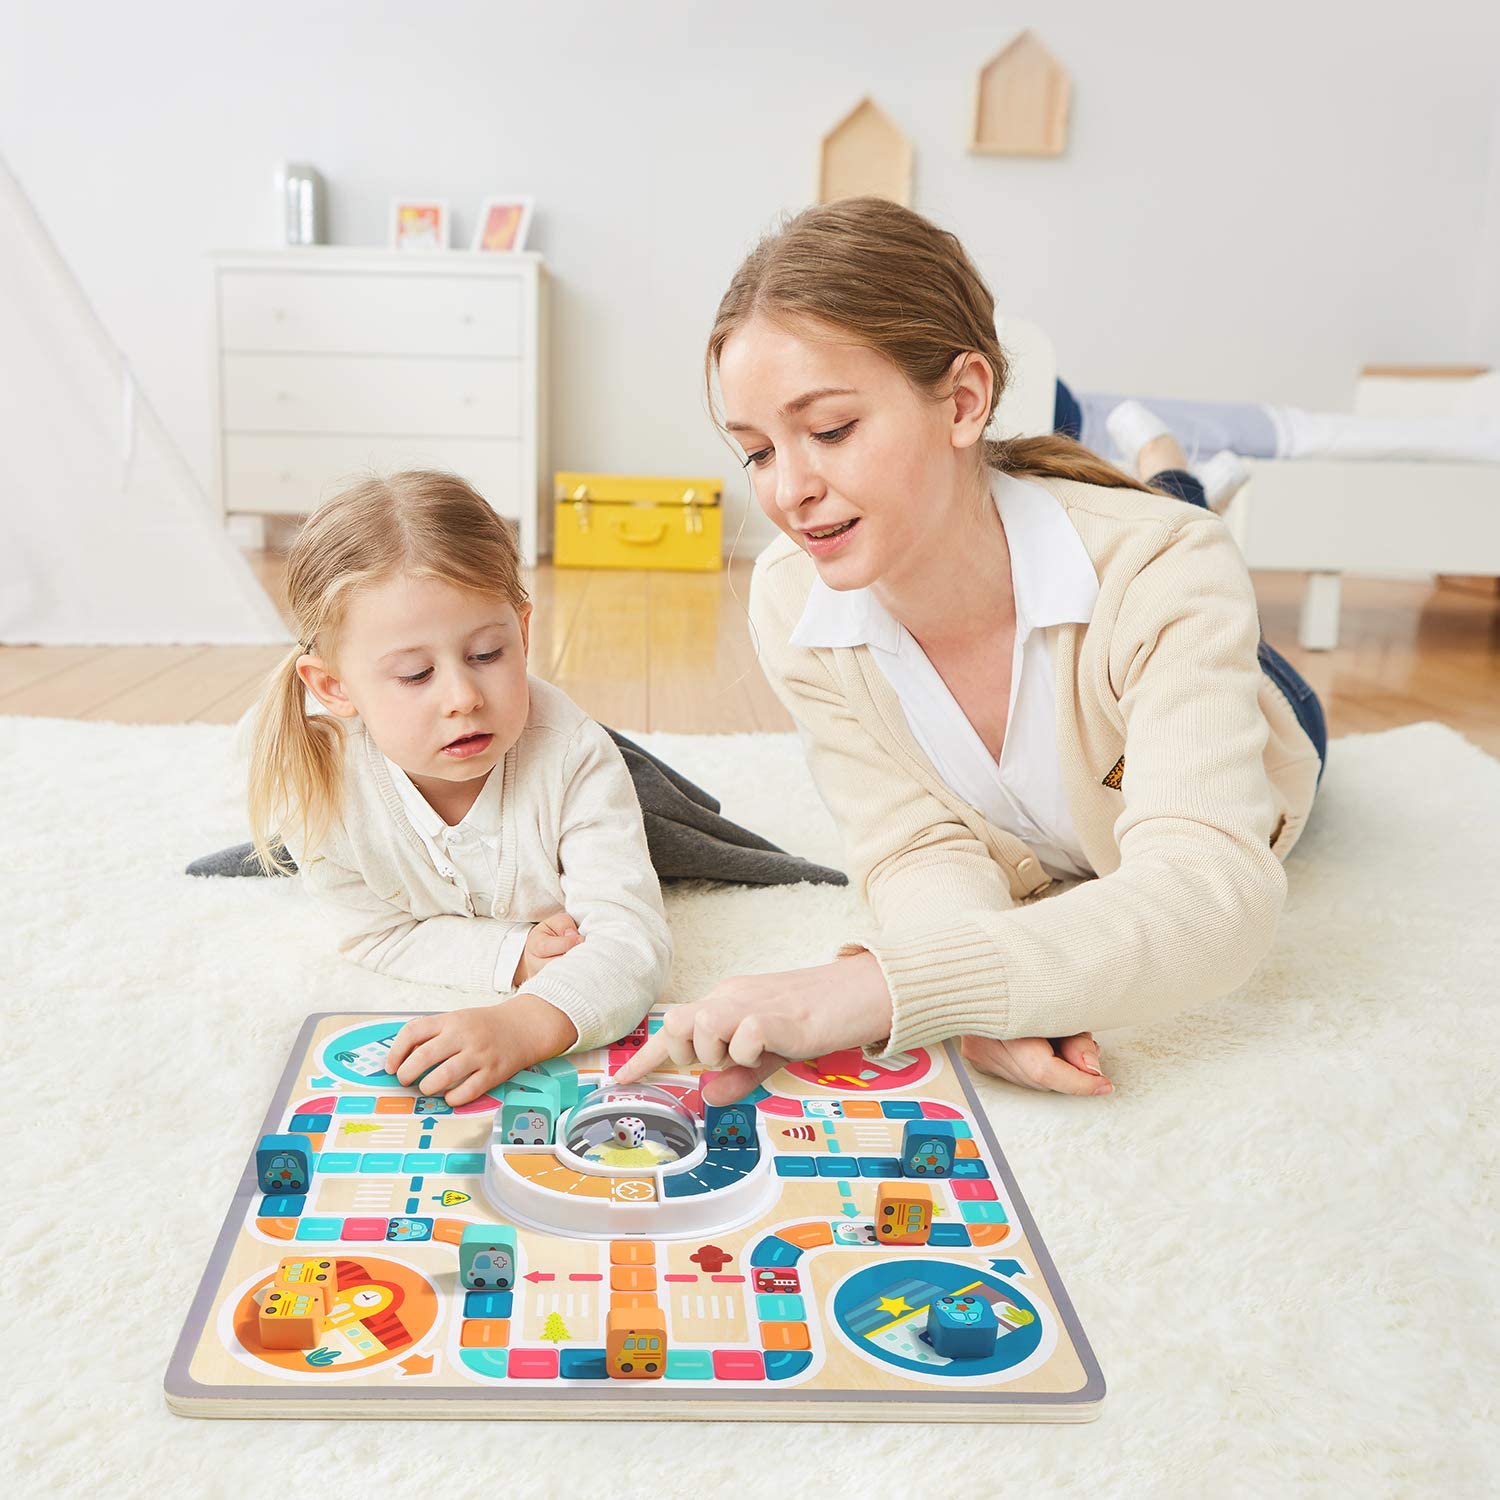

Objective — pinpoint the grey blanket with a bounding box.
[186,728,847,888]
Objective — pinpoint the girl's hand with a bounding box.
[515,909,584,985]
[960,1032,1113,1097]
[386,994,578,1106]
[612,951,893,1106]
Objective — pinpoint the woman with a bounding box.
[616,196,1326,1106]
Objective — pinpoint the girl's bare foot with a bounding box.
[1106,399,1187,478]
[1136,430,1188,478]
[1105,399,1250,512]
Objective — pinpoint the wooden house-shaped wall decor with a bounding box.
[971,30,1071,156]
[818,97,913,206]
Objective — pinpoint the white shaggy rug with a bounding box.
[2,715,1495,1498]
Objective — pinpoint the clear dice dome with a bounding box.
[563,1082,697,1171]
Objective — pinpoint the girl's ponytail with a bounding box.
[246,644,346,874]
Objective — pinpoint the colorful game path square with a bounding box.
[952,1179,999,1201]
[559,1348,608,1380]
[464,1291,513,1318]
[713,1350,766,1381]
[292,1217,344,1241]
[665,1350,715,1381]
[460,1320,509,1348]
[507,1349,559,1380]
[756,1294,807,1322]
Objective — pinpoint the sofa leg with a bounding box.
[1299,571,1341,651]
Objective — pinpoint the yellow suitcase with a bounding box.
[553,472,722,571]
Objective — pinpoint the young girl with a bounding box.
[248,470,672,1106]
[616,196,1325,1105]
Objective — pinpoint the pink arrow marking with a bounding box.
[663,1274,698,1282]
[453,1095,502,1115]
[568,1273,604,1282]
[711,1274,746,1283]
[753,1094,804,1118]
[524,1271,555,1283]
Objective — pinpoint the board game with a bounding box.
[166,1011,1105,1421]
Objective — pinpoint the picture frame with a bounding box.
[472,196,534,253]
[389,199,450,252]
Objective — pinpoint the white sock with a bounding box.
[1104,400,1172,472]
[1192,450,1252,515]
[1270,406,1500,463]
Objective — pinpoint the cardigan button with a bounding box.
[1016,857,1037,877]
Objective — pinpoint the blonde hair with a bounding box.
[705,195,1155,495]
[247,470,529,873]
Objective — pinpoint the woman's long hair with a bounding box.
[705,196,1155,495]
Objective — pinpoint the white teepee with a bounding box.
[0,155,288,644]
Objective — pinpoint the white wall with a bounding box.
[4,0,1497,553]
[1473,95,1500,364]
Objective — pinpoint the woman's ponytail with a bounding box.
[985,432,1156,495]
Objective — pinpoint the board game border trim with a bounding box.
[164,1011,1106,1421]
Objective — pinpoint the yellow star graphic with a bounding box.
[877,1296,912,1317]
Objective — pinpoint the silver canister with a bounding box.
[274,162,325,245]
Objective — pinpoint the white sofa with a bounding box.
[993,318,1500,651]
[1224,371,1500,649]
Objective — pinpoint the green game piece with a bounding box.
[459,1223,517,1289]
[500,1093,554,1145]
[525,1055,580,1113]
[511,1069,563,1116]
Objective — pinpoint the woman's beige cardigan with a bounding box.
[748,475,1322,1057]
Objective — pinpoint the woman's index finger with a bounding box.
[610,1032,666,1087]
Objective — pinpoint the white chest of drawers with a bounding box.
[210,248,549,563]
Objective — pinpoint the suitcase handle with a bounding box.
[613,521,669,546]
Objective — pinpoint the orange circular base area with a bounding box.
[234,1255,438,1375]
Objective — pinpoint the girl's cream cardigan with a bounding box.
[748,474,1322,1056]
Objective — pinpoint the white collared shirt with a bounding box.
[789,471,1098,881]
[383,754,533,987]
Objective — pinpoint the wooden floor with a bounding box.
[2,560,1498,754]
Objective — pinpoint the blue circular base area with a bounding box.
[831,1259,1043,1378]
[322,1021,405,1087]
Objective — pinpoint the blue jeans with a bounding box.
[1055,381,1327,777]
[1145,466,1328,780]
[1052,377,1281,462]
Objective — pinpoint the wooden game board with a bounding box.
[166,1012,1104,1421]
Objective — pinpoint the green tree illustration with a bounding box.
[541,1311,572,1343]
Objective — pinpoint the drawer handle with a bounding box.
[462,313,477,326]
[272,307,286,321]
[275,390,291,403]
[461,394,476,407]
[613,521,669,547]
